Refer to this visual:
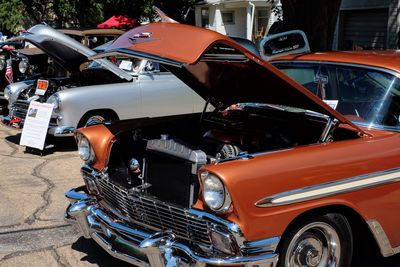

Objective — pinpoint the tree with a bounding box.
[153,0,197,23]
[0,0,197,34]
[280,0,342,51]
[53,0,104,27]
[0,0,25,35]
[21,0,54,25]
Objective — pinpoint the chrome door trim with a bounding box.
[255,168,400,208]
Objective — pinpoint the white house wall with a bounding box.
[216,7,247,38]
[195,1,275,40]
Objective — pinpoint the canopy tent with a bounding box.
[97,15,139,29]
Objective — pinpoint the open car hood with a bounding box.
[92,22,365,132]
[10,24,131,81]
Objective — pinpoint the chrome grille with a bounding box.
[95,175,212,246]
[12,100,29,119]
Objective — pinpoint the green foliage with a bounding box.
[0,0,196,34]
[0,0,24,35]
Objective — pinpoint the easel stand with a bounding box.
[24,144,54,156]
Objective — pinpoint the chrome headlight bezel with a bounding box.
[77,134,95,163]
[47,93,61,110]
[201,172,232,214]
[18,59,29,74]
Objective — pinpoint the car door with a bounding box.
[139,61,205,117]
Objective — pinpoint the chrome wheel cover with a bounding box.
[85,115,105,127]
[285,222,341,267]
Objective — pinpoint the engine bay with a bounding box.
[105,105,360,195]
[16,68,126,102]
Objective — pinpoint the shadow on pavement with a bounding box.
[5,133,77,154]
[71,237,132,267]
[70,235,400,267]
[5,132,21,144]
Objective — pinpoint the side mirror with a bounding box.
[144,61,160,73]
[258,30,310,61]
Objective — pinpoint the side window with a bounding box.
[335,67,388,102]
[275,63,331,99]
[333,65,400,126]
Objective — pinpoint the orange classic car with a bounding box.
[64,22,400,267]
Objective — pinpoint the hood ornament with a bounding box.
[132,32,152,38]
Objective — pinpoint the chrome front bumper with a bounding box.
[65,186,279,267]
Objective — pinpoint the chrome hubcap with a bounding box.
[85,115,105,127]
[285,222,341,267]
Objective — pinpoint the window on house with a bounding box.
[201,8,209,27]
[254,8,270,40]
[222,11,235,24]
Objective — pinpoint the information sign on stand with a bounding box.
[20,101,54,150]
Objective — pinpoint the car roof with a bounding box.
[272,50,400,74]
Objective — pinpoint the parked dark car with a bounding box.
[0,42,45,114]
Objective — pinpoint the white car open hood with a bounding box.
[10,24,132,81]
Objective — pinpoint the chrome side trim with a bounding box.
[367,219,400,257]
[256,168,400,207]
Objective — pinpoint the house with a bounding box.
[333,0,399,50]
[194,0,282,41]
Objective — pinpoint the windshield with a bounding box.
[87,56,143,75]
[274,62,400,130]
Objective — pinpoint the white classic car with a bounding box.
[3,24,205,136]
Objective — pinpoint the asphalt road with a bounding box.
[0,123,399,267]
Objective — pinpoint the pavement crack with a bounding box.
[24,154,77,225]
[50,249,70,267]
[4,139,18,156]
[0,246,62,262]
[0,223,72,235]
[0,128,19,156]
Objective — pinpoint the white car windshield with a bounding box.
[87,57,143,75]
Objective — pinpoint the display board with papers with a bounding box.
[20,101,54,150]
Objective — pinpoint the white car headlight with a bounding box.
[47,93,60,110]
[201,172,232,213]
[4,85,11,100]
[77,135,95,162]
[0,56,5,71]
[18,60,29,74]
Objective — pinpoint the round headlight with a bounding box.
[0,56,5,70]
[78,135,95,162]
[201,172,232,213]
[18,60,29,74]
[4,85,11,100]
[47,93,60,110]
